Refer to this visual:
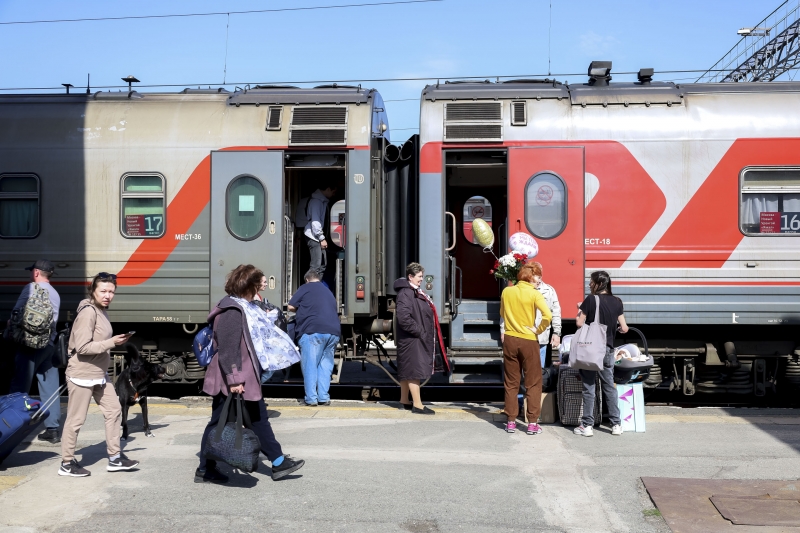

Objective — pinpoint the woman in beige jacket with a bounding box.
[59,273,139,477]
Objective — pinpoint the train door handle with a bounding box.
[268,276,276,290]
[516,218,521,232]
[445,212,456,251]
[568,258,575,265]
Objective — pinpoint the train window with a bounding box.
[740,167,800,235]
[463,196,492,244]
[330,199,346,247]
[525,172,567,239]
[0,174,40,238]
[226,175,266,240]
[121,174,166,238]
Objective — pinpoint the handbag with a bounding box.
[568,295,607,372]
[204,393,261,473]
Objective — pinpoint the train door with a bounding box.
[507,147,585,311]
[210,151,284,307]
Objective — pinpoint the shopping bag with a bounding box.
[569,296,606,372]
[204,393,261,473]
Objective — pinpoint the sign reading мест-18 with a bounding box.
[760,212,800,234]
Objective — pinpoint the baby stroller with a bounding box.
[613,327,654,384]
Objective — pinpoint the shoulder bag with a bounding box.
[568,295,607,372]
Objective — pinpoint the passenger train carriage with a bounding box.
[2,64,799,397]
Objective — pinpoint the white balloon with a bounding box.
[509,232,539,258]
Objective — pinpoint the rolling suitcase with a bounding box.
[557,367,602,427]
[0,393,48,464]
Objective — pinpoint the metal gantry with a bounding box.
[697,0,800,82]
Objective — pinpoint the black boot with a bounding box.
[195,462,229,484]
[38,428,60,444]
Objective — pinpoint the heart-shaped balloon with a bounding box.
[471,218,495,250]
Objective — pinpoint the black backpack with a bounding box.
[52,304,95,369]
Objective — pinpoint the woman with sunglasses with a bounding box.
[59,273,139,477]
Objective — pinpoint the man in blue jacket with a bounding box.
[288,269,341,406]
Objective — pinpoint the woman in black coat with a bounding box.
[394,262,444,415]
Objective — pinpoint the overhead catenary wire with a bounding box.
[0,0,443,26]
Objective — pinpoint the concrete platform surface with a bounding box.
[1,400,799,533]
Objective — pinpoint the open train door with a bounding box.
[507,147,585,311]
[210,151,285,307]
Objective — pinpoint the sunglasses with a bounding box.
[97,272,118,281]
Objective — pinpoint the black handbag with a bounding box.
[204,393,261,473]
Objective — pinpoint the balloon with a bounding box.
[471,218,495,249]
[509,232,539,258]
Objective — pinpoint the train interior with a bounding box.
[444,150,508,355]
[284,153,347,311]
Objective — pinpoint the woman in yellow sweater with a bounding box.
[500,263,552,434]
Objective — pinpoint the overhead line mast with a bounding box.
[697,0,800,82]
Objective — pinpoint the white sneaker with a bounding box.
[611,425,623,436]
[573,425,594,437]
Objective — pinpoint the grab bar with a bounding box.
[445,212,456,251]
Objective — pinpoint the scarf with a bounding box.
[413,289,451,374]
[230,296,300,371]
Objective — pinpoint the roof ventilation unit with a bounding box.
[289,106,348,145]
[588,61,612,86]
[443,102,503,142]
[637,68,654,85]
[266,106,283,130]
[510,101,527,126]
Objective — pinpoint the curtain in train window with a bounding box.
[525,172,566,239]
[0,175,40,238]
[227,175,266,240]
[740,168,800,235]
[121,174,165,238]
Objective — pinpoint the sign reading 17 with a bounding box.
[781,212,800,233]
[144,214,164,235]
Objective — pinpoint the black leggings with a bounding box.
[199,393,284,468]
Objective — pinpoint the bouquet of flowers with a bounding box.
[490,252,529,284]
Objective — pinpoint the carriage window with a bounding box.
[330,200,346,247]
[525,172,566,239]
[740,167,800,235]
[121,174,165,238]
[0,174,40,238]
[227,175,266,240]
[463,196,492,244]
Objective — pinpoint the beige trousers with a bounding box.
[61,380,122,462]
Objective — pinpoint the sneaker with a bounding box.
[194,466,229,484]
[319,401,331,406]
[107,453,139,472]
[58,459,90,477]
[411,406,435,415]
[611,424,623,436]
[301,401,318,407]
[526,423,543,435]
[573,425,594,437]
[271,455,305,480]
[38,428,60,444]
[505,421,516,433]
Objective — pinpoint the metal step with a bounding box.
[451,299,502,349]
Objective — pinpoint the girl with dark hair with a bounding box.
[196,264,304,483]
[59,273,138,477]
[573,270,629,437]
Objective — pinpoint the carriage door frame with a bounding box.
[507,146,585,311]
[210,150,284,307]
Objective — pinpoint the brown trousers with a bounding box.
[61,380,122,462]
[503,335,542,423]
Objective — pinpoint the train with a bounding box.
[2,61,799,399]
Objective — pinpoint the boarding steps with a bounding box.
[448,299,503,383]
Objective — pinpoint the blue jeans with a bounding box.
[540,345,548,368]
[298,333,339,404]
[10,344,61,430]
[579,346,620,427]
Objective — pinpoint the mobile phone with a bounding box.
[126,331,136,336]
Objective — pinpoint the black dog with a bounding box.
[115,344,165,440]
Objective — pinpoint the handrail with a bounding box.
[445,211,456,251]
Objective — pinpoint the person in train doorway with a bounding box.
[6,260,62,444]
[288,269,340,406]
[499,261,562,369]
[499,263,552,435]
[60,272,138,477]
[573,270,628,437]
[298,182,337,280]
[394,263,449,415]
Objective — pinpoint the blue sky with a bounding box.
[0,0,780,139]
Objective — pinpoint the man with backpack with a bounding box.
[6,260,61,443]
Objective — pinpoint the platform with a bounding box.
[1,401,799,532]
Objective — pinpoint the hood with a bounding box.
[207,295,242,322]
[393,278,413,291]
[311,189,330,204]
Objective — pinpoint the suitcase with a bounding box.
[557,367,602,427]
[0,392,49,464]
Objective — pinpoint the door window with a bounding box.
[121,174,166,238]
[0,174,39,238]
[525,172,567,239]
[462,195,492,244]
[330,199,346,247]
[227,175,266,240]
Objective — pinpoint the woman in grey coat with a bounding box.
[394,263,448,415]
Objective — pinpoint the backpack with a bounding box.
[193,317,218,367]
[8,283,54,350]
[52,303,95,368]
[294,197,311,228]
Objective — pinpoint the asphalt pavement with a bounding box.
[1,399,799,532]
